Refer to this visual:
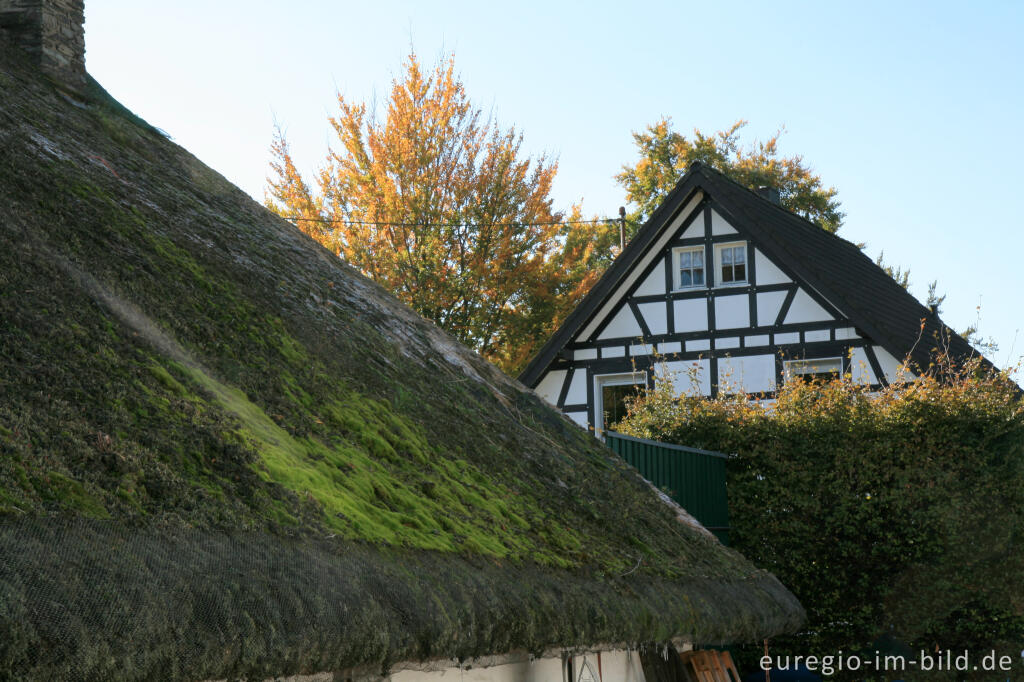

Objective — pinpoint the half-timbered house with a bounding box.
[520,161,984,435]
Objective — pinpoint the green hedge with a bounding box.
[617,359,1024,674]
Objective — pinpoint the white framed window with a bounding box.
[784,357,843,383]
[672,246,705,290]
[715,242,748,286]
[593,372,646,437]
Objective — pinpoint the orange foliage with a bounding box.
[267,53,616,374]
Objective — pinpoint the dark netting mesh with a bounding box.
[0,516,802,681]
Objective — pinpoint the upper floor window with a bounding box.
[673,246,705,289]
[717,243,747,285]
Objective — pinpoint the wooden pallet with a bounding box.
[678,649,741,682]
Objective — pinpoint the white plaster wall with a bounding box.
[573,650,646,682]
[849,347,877,384]
[714,294,749,329]
[389,654,570,682]
[601,346,625,358]
[629,342,654,356]
[804,329,830,343]
[875,346,914,382]
[718,355,776,394]
[754,249,790,285]
[637,302,668,335]
[597,306,643,340]
[686,338,710,352]
[679,218,703,240]
[755,291,787,325]
[534,370,566,405]
[663,359,711,397]
[710,209,738,236]
[565,369,588,404]
[659,341,682,353]
[783,289,834,324]
[567,411,589,428]
[573,348,597,361]
[673,298,708,332]
[634,265,667,296]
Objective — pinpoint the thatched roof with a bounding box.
[0,40,803,680]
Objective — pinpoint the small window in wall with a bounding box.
[785,357,843,383]
[594,372,645,436]
[716,242,747,286]
[673,246,705,289]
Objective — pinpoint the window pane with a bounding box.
[722,249,733,265]
[734,263,746,281]
[721,264,732,282]
[677,249,705,288]
[788,359,843,383]
[603,383,641,430]
[793,369,840,383]
[733,247,746,264]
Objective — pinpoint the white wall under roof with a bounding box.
[390,648,646,682]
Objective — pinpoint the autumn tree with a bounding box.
[267,53,602,373]
[505,205,621,371]
[616,118,845,235]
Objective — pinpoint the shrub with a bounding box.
[617,355,1024,672]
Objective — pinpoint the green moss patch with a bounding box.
[38,472,110,518]
[172,359,570,562]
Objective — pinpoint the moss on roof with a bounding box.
[0,41,803,680]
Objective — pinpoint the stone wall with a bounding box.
[0,0,85,89]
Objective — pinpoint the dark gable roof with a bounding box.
[520,161,989,386]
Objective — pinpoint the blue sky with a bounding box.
[85,1,1023,371]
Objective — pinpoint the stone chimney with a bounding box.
[0,0,85,90]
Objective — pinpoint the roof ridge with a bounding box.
[692,163,849,239]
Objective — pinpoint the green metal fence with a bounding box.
[605,431,731,544]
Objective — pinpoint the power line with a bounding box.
[283,216,624,228]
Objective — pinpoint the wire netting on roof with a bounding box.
[0,516,802,681]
